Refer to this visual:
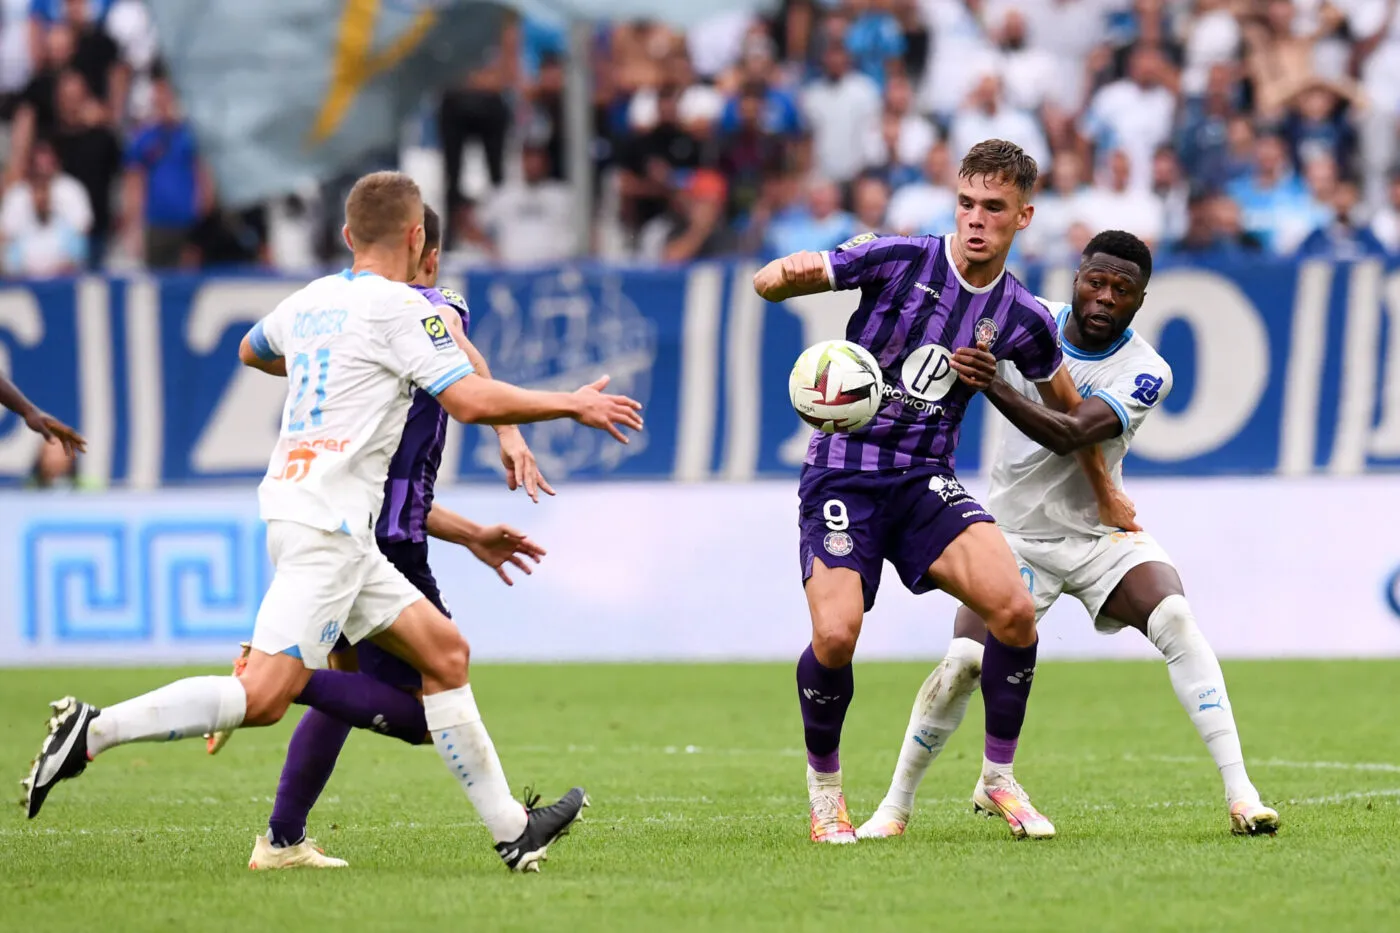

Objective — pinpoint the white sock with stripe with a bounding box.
[878,637,983,815]
[423,685,527,843]
[1147,595,1257,803]
[87,676,247,756]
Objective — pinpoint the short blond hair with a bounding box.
[344,171,423,246]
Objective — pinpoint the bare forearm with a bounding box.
[753,258,803,301]
[425,503,481,547]
[461,340,492,379]
[1013,371,1122,502]
[438,375,581,426]
[1074,445,1116,502]
[985,379,1085,455]
[752,250,832,302]
[0,374,40,418]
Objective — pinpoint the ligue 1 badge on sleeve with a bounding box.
[974,317,999,348]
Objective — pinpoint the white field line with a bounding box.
[1142,754,1400,774]
[506,746,1400,775]
[2,790,1396,838]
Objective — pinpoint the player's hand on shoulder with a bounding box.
[572,374,645,444]
[951,341,999,390]
[464,524,547,586]
[497,425,554,503]
[1099,488,1143,533]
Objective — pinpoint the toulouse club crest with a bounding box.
[974,317,999,348]
[823,531,854,556]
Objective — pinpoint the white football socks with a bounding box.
[879,637,983,815]
[1147,595,1257,803]
[807,764,842,793]
[423,685,527,843]
[87,676,247,757]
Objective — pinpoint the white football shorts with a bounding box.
[1006,529,1176,632]
[251,519,424,668]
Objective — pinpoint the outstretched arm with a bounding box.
[392,299,643,443]
[435,373,644,443]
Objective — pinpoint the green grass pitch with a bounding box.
[2,660,1398,932]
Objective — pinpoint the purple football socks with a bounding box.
[796,643,854,773]
[980,633,1038,765]
[295,669,427,745]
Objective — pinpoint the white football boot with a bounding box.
[248,833,348,870]
[1229,799,1280,836]
[855,803,909,839]
[972,774,1056,840]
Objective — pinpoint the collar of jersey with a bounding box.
[339,269,380,280]
[1056,307,1132,360]
[942,235,1004,294]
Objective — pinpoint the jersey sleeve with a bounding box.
[246,296,294,360]
[1092,359,1174,437]
[379,290,476,396]
[1002,295,1063,383]
[437,286,471,336]
[820,233,925,291]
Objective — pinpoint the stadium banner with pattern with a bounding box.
[2,477,1399,666]
[2,258,1399,488]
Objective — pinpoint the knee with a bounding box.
[422,632,470,689]
[945,636,985,681]
[811,609,860,668]
[984,591,1037,648]
[241,681,293,727]
[1146,594,1199,660]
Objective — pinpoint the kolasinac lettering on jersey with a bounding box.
[2,478,1398,666]
[3,257,1400,485]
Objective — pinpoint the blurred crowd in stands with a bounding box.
[8,0,1400,275]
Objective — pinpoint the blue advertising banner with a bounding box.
[4,478,1399,665]
[2,256,1399,487]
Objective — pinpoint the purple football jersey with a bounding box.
[807,233,1062,471]
[376,285,471,544]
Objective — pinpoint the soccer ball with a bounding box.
[788,340,884,434]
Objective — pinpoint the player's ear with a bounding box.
[341,224,354,252]
[1017,200,1034,232]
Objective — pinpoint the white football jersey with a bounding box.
[986,299,1173,538]
[248,270,474,536]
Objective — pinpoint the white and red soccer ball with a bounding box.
[788,340,885,434]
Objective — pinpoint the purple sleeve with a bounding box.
[435,287,471,337]
[822,234,927,291]
[1002,295,1062,382]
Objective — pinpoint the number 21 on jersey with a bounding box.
[287,349,330,432]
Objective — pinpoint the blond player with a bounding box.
[21,172,644,873]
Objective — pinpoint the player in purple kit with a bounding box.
[753,140,1138,843]
[207,206,553,869]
